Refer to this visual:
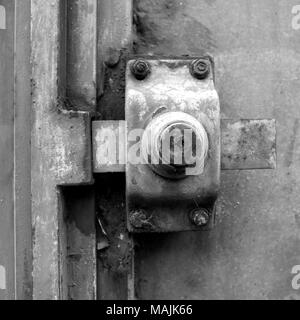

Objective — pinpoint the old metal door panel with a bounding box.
[96,0,133,300]
[0,0,32,300]
[14,0,32,300]
[0,0,15,300]
[31,0,96,300]
[133,0,300,300]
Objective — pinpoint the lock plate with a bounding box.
[125,58,221,233]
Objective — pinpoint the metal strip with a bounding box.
[31,0,93,300]
[66,0,97,112]
[96,0,134,301]
[221,119,276,170]
[14,0,32,300]
[93,119,277,172]
[65,0,97,301]
[0,0,15,300]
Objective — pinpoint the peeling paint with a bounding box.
[221,119,276,170]
[31,0,94,300]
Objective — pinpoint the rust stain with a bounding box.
[221,120,276,170]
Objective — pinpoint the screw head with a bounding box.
[130,60,151,80]
[190,209,210,227]
[190,59,210,80]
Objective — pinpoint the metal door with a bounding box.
[130,0,300,300]
[1,0,300,300]
[0,0,31,300]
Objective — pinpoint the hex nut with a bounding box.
[130,60,151,80]
[190,209,210,227]
[190,59,210,80]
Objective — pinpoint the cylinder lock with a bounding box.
[141,111,209,179]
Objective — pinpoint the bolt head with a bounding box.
[130,60,151,80]
[190,209,210,227]
[190,59,210,80]
[129,210,148,229]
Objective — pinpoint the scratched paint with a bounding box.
[0,266,6,290]
[0,5,5,29]
[31,0,95,299]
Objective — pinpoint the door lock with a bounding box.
[126,57,220,233]
[140,111,209,180]
[92,56,276,234]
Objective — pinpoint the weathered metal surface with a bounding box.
[67,0,97,111]
[0,0,15,300]
[14,0,32,300]
[31,0,93,300]
[92,119,276,172]
[64,186,96,300]
[97,0,133,95]
[125,58,220,233]
[0,0,33,300]
[65,0,97,300]
[96,174,134,300]
[133,0,300,300]
[221,119,276,170]
[96,0,134,300]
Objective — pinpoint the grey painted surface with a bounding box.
[134,0,300,300]
[0,0,15,300]
[0,0,32,300]
[14,0,32,300]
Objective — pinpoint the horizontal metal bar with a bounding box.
[92,121,126,173]
[92,119,276,173]
[221,119,276,170]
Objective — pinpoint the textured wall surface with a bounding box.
[133,0,300,300]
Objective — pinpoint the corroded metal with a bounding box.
[190,209,210,227]
[130,59,151,80]
[190,59,211,80]
[31,0,94,300]
[129,210,154,230]
[66,0,97,111]
[125,58,220,233]
[221,119,276,170]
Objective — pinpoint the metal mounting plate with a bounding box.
[125,58,221,233]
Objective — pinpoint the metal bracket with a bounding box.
[125,58,220,233]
